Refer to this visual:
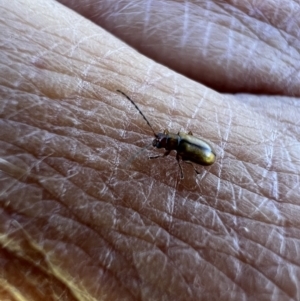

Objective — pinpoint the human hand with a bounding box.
[1,1,299,300]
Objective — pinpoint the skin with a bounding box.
[0,0,300,300]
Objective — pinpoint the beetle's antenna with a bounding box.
[117,90,157,137]
[123,142,153,168]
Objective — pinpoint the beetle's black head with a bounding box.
[152,132,168,149]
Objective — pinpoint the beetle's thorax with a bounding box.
[153,132,180,150]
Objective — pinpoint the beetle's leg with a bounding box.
[184,161,201,175]
[149,150,171,160]
[188,131,193,135]
[176,154,184,179]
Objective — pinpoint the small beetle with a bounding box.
[117,90,216,178]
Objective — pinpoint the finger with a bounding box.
[58,0,300,96]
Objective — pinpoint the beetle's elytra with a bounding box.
[117,90,216,178]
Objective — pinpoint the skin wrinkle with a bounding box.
[214,191,279,227]
[219,1,300,55]
[235,21,300,94]
[235,224,299,273]
[1,153,116,222]
[98,0,300,93]
[2,200,140,298]
[237,258,292,298]
[219,2,288,47]
[213,248,284,295]
[133,252,190,299]
[248,1,300,39]
[0,230,79,300]
[0,253,76,301]
[1,111,119,157]
[0,133,107,177]
[180,251,247,297]
[8,164,290,298]
[4,203,173,274]
[216,160,281,204]
[38,157,236,290]
[52,241,138,299]
[171,198,270,247]
[240,193,281,224]
[202,252,260,296]
[121,202,260,290]
[135,248,193,297]
[43,243,131,301]
[240,37,298,95]
[175,247,242,297]
[248,252,296,298]
[124,239,197,295]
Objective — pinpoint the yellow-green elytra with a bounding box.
[117,90,216,178]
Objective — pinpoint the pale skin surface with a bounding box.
[0,0,300,300]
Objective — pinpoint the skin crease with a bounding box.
[0,0,300,300]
